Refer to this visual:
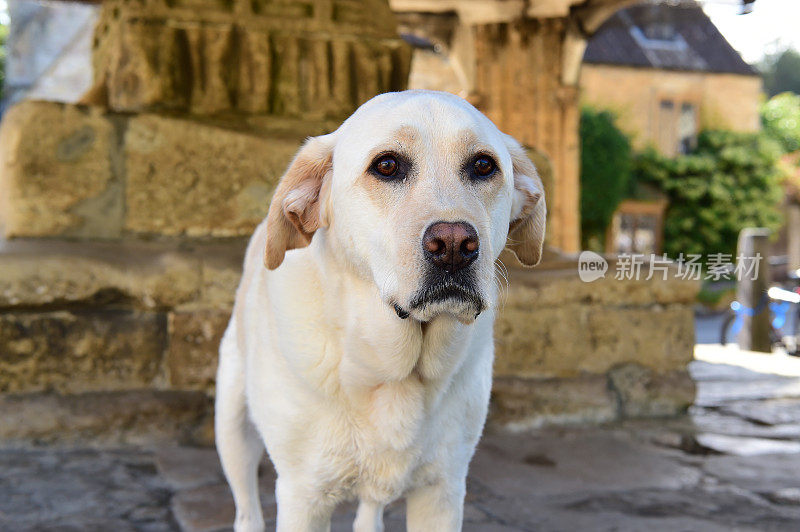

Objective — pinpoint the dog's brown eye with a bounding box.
[374,155,398,177]
[473,156,496,177]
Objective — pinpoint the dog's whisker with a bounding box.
[494,260,510,290]
[492,261,510,312]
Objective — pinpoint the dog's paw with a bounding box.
[233,514,265,532]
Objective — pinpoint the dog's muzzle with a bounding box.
[393,221,483,321]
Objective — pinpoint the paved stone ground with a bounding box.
[4,346,800,531]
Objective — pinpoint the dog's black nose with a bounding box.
[422,221,479,273]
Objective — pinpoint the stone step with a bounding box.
[0,238,245,310]
[0,390,213,447]
[0,239,243,402]
[0,238,239,446]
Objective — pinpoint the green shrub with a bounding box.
[762,92,800,154]
[632,130,784,258]
[579,107,632,250]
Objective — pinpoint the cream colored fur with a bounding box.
[215,90,545,532]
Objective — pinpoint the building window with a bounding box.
[629,24,688,52]
[678,103,697,154]
[655,99,697,156]
[642,22,676,42]
[606,200,668,255]
[657,99,675,156]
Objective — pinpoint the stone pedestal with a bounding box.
[0,0,410,446]
[0,0,697,446]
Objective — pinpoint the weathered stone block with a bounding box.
[167,309,230,391]
[0,390,213,447]
[198,243,246,308]
[0,310,166,394]
[608,364,696,418]
[504,264,701,308]
[124,115,302,236]
[172,484,236,532]
[154,446,225,490]
[107,19,190,112]
[0,101,121,238]
[490,375,617,429]
[0,240,201,309]
[494,303,695,379]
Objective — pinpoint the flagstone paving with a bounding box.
[3,348,800,531]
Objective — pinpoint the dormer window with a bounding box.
[630,23,687,51]
[643,22,677,42]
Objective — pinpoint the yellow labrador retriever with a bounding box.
[215,90,545,532]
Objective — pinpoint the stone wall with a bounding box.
[0,238,244,446]
[492,260,698,429]
[0,237,698,446]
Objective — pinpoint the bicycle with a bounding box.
[719,269,800,355]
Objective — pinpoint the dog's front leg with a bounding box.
[353,499,384,532]
[275,477,335,532]
[405,479,465,532]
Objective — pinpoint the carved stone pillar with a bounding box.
[471,19,580,253]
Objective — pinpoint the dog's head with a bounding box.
[264,91,546,323]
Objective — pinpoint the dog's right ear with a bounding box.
[504,136,547,267]
[264,134,336,270]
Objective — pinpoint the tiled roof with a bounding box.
[583,2,757,76]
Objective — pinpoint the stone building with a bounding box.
[0,0,698,446]
[580,0,761,156]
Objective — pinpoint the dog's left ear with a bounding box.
[264,133,335,270]
[504,137,547,267]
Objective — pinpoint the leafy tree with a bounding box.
[632,131,784,259]
[761,48,800,97]
[762,92,800,154]
[579,107,632,250]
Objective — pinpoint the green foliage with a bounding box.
[762,92,800,154]
[579,107,632,250]
[632,131,784,259]
[761,48,800,98]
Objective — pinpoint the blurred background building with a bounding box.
[581,1,761,156]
